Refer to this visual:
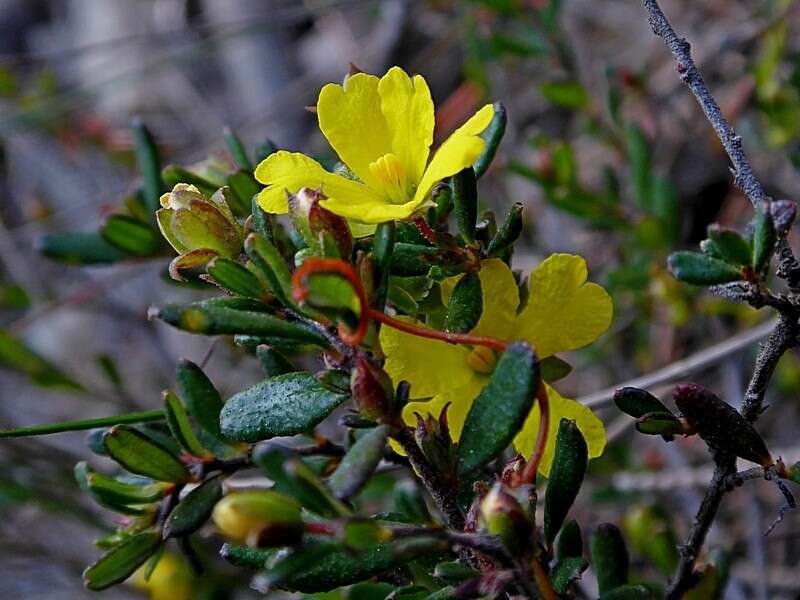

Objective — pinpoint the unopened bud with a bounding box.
[289,187,353,258]
[212,490,303,547]
[413,407,458,482]
[350,353,396,424]
[132,553,194,600]
[156,184,243,261]
[480,483,531,554]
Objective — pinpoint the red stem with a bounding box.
[413,216,438,245]
[519,385,550,485]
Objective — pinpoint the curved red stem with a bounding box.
[519,384,550,485]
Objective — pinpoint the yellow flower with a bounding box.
[130,553,193,600]
[380,254,613,476]
[254,67,494,229]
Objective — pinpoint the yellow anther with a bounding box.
[368,153,408,204]
[467,346,497,374]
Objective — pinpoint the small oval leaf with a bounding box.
[667,251,742,285]
[613,387,672,418]
[444,272,482,334]
[590,523,630,596]
[328,426,389,501]
[220,372,348,442]
[83,530,162,591]
[544,419,588,546]
[164,475,224,538]
[103,425,190,482]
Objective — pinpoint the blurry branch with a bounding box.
[579,318,777,408]
[640,1,800,597]
[640,0,768,208]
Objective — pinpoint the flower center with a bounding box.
[467,346,497,374]
[369,153,409,204]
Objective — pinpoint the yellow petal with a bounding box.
[320,196,423,224]
[515,253,613,358]
[317,73,393,190]
[513,384,606,477]
[440,258,519,340]
[379,67,435,186]
[254,151,379,214]
[400,379,484,439]
[412,104,495,206]
[379,317,473,399]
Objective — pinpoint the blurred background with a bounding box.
[1,0,800,598]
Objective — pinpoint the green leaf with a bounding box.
[625,125,652,211]
[591,523,630,595]
[458,342,539,475]
[706,225,751,266]
[75,462,166,513]
[556,518,583,560]
[245,233,296,309]
[131,118,164,220]
[0,329,83,390]
[539,81,589,109]
[101,214,160,256]
[487,202,523,257]
[667,251,742,285]
[220,543,274,568]
[598,584,653,600]
[227,170,261,216]
[151,300,329,346]
[220,372,347,442]
[328,426,389,501]
[540,355,572,383]
[38,231,128,264]
[613,387,672,418]
[433,560,479,583]
[254,446,351,517]
[224,127,253,171]
[256,345,295,377]
[161,165,219,196]
[452,167,478,244]
[206,257,264,298]
[551,556,588,594]
[444,272,482,334]
[635,412,685,436]
[544,419,588,546]
[83,530,162,591]
[163,390,209,457]
[752,205,777,272]
[163,475,223,538]
[473,102,507,178]
[176,360,226,441]
[103,425,191,482]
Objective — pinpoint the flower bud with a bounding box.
[479,483,531,554]
[131,553,194,600]
[156,183,243,260]
[350,353,396,424]
[212,490,303,547]
[289,187,353,258]
[414,407,458,486]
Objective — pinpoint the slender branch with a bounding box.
[579,318,777,408]
[0,409,165,438]
[640,0,769,208]
[393,427,465,530]
[519,385,550,484]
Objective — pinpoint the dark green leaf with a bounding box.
[256,345,295,376]
[551,556,588,594]
[151,300,329,346]
[101,214,160,256]
[667,252,742,285]
[487,202,523,257]
[75,462,166,513]
[453,167,478,244]
[131,118,164,219]
[433,560,479,583]
[220,372,347,442]
[591,523,629,595]
[444,272,482,334]
[373,221,396,311]
[540,355,572,383]
[0,329,83,390]
[556,518,583,560]
[706,225,751,266]
[598,584,653,600]
[458,342,539,475]
[544,419,588,545]
[539,81,589,109]
[635,412,685,436]
[164,475,223,538]
[473,102,507,178]
[161,165,219,196]
[206,257,264,298]
[163,390,209,457]
[38,231,128,264]
[227,170,261,216]
[83,530,161,591]
[224,127,253,171]
[613,387,672,418]
[220,543,274,568]
[103,425,190,482]
[752,205,777,272]
[176,360,226,441]
[245,234,296,309]
[328,426,389,501]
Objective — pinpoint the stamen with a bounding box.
[368,153,408,204]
